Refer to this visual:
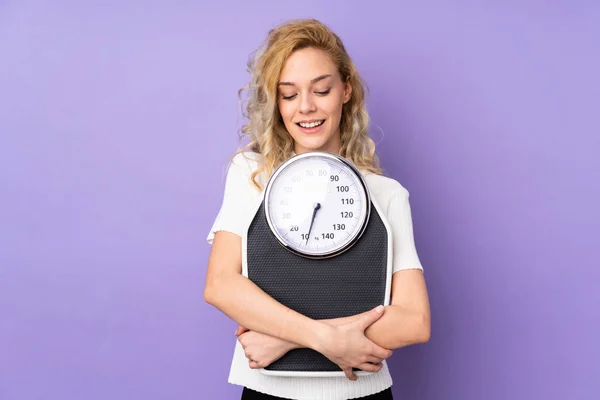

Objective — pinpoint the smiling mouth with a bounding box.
[296,120,325,128]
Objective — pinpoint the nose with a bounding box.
[299,93,316,114]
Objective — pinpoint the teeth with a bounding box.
[299,120,324,128]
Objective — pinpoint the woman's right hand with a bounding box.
[318,305,393,380]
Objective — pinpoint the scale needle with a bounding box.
[305,202,321,245]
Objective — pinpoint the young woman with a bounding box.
[205,19,431,400]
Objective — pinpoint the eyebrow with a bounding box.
[278,74,332,86]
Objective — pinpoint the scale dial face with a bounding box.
[264,152,371,258]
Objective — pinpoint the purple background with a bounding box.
[1,1,599,399]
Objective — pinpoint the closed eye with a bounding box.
[281,89,330,100]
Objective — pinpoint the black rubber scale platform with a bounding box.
[246,200,389,373]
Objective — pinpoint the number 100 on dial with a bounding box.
[264,152,371,259]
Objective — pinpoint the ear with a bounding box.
[343,80,352,104]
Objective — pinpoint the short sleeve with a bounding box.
[206,155,256,245]
[388,187,424,274]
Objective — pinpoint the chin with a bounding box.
[293,137,328,152]
[293,134,328,149]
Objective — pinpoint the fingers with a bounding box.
[358,305,385,330]
[340,361,384,380]
[357,362,383,373]
[370,343,393,360]
[366,355,384,364]
[249,359,274,369]
[342,367,357,381]
[235,325,249,337]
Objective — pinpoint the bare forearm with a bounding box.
[282,315,359,351]
[364,305,430,349]
[205,273,332,351]
[286,305,429,350]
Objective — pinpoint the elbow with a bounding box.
[417,311,431,344]
[204,276,223,307]
[205,270,241,309]
[204,285,215,306]
[204,283,216,306]
[385,308,431,349]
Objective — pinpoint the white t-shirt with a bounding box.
[206,151,424,400]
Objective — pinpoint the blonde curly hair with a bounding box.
[234,19,382,190]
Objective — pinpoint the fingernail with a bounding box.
[375,305,384,313]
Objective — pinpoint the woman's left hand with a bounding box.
[236,326,297,369]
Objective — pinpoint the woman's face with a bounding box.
[277,47,352,155]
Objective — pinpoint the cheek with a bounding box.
[322,96,344,118]
[278,102,294,122]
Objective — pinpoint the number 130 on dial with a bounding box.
[264,152,371,259]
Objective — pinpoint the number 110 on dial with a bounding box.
[264,153,371,258]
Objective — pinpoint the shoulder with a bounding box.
[224,151,265,195]
[226,151,263,182]
[230,151,262,172]
[362,172,409,203]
